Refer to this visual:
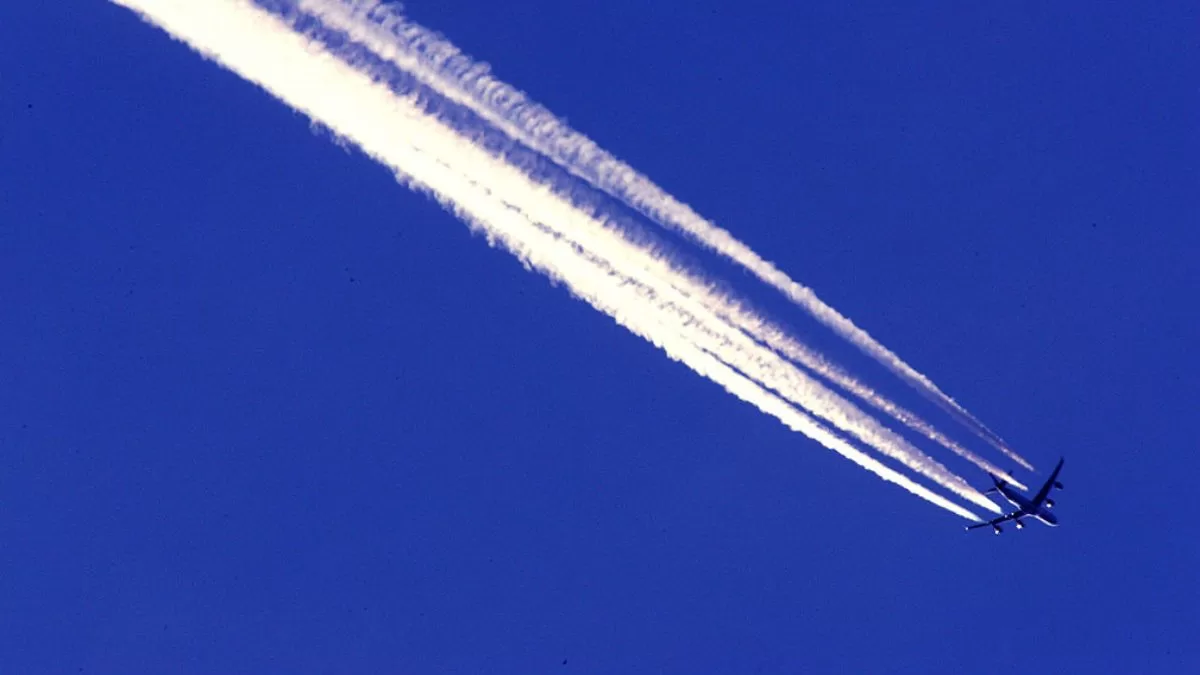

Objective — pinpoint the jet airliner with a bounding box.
[967,457,1065,535]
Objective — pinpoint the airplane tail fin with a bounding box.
[983,468,1015,495]
[987,467,1021,489]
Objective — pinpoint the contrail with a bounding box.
[529,217,1003,513]
[262,1,1012,503]
[288,0,1030,471]
[108,0,991,518]
[293,4,1006,514]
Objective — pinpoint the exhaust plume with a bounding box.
[109,0,996,519]
[285,0,1030,471]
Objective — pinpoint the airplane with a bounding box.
[966,457,1065,535]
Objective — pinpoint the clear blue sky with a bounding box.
[2,1,1196,672]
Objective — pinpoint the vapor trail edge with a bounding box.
[289,0,1031,471]
[107,0,987,520]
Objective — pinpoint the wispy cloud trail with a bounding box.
[262,0,1009,505]
[109,0,993,518]
[289,0,1030,471]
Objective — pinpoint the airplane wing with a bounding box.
[965,512,1020,532]
[1030,457,1066,506]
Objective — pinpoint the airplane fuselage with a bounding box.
[967,458,1064,534]
[996,483,1058,526]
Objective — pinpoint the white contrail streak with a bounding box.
[289,0,1030,471]
[268,1,1010,504]
[319,10,1006,514]
[541,221,1003,513]
[108,0,989,519]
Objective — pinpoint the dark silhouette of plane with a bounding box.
[966,457,1065,535]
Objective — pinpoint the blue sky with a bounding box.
[2,1,1196,672]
